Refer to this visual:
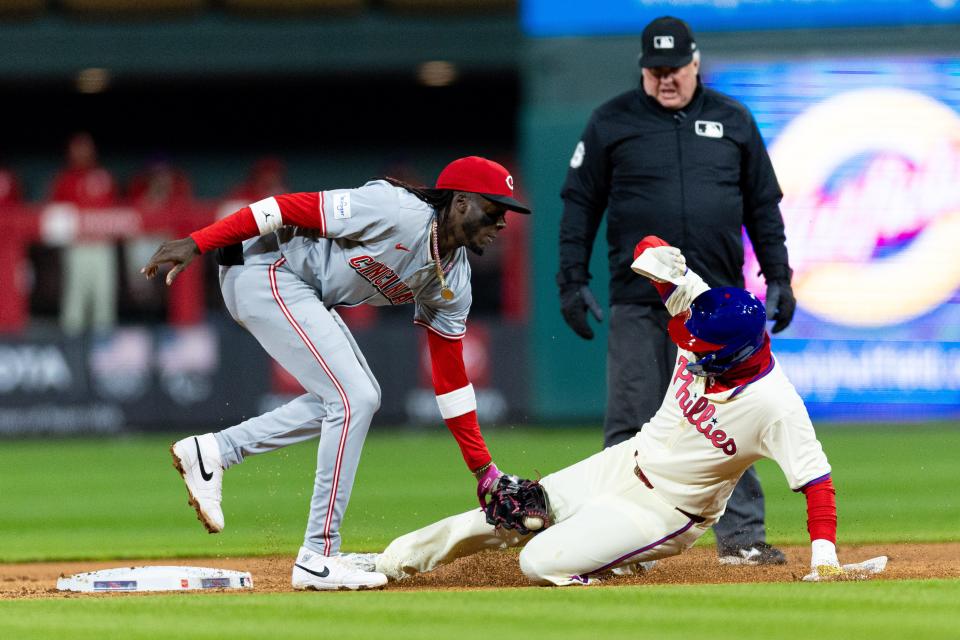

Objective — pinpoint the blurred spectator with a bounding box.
[50,131,120,335]
[126,157,195,318]
[128,157,193,210]
[51,132,118,207]
[0,164,22,205]
[228,156,288,202]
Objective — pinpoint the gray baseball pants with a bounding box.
[214,259,381,556]
[604,303,766,552]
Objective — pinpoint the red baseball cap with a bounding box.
[435,156,532,214]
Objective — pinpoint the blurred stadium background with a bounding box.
[1,0,959,438]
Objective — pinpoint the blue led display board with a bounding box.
[703,57,960,419]
[522,0,960,38]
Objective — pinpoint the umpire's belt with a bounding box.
[634,458,707,524]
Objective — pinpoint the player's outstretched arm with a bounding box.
[630,235,709,316]
[425,329,515,506]
[141,193,332,287]
[141,237,200,286]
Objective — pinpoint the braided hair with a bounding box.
[383,177,454,225]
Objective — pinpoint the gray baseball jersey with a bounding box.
[240,179,473,337]
[212,180,475,556]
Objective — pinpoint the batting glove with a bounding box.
[630,245,687,285]
[474,462,502,508]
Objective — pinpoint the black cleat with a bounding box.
[718,542,787,565]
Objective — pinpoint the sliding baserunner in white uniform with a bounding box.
[141,157,531,590]
[375,236,845,585]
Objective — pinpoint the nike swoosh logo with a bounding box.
[395,243,410,252]
[295,563,330,578]
[194,437,214,482]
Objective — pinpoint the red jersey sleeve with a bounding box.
[190,192,325,254]
[426,330,491,471]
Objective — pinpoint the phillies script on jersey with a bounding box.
[673,356,737,456]
[348,256,415,305]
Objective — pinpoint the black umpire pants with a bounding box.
[604,303,767,552]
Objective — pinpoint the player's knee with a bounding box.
[349,380,381,417]
[518,546,554,585]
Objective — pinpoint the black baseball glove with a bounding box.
[762,265,797,333]
[559,283,604,339]
[484,475,552,536]
[557,268,604,340]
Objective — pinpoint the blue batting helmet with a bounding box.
[667,287,767,376]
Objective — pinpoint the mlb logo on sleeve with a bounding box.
[695,120,724,139]
[332,193,352,219]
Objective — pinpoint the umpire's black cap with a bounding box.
[638,16,697,69]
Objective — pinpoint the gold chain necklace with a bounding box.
[431,218,455,301]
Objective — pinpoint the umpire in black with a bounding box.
[556,16,796,565]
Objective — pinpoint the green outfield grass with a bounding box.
[1,580,958,640]
[1,423,958,639]
[0,423,958,562]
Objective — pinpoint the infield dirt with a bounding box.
[1,542,957,599]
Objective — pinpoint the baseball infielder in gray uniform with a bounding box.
[142,156,531,590]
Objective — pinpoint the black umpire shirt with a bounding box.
[559,81,790,306]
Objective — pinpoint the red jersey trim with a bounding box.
[413,319,466,340]
[795,472,832,492]
[727,355,776,399]
[319,191,327,237]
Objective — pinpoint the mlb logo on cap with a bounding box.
[653,35,674,49]
[639,16,697,69]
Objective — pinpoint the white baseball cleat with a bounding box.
[292,547,388,591]
[170,433,225,534]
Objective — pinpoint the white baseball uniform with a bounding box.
[377,266,833,585]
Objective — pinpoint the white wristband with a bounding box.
[250,197,283,235]
[436,384,476,419]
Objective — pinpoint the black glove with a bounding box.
[559,283,604,340]
[765,280,796,333]
[484,475,552,536]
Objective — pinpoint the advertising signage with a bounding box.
[522,0,960,38]
[705,57,960,418]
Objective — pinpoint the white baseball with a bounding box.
[523,516,544,531]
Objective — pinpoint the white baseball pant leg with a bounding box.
[379,439,707,585]
[377,508,530,581]
[216,258,381,556]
